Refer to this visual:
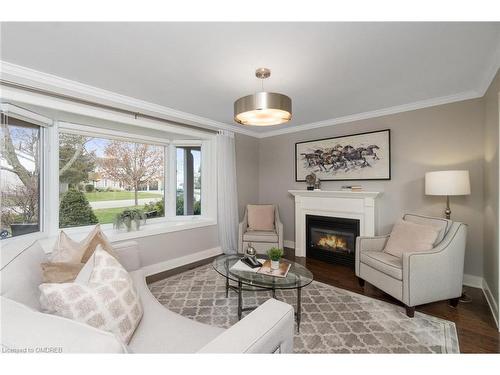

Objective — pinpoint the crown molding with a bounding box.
[2,58,497,141]
[257,89,481,138]
[0,61,261,138]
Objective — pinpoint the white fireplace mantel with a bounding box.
[289,190,382,257]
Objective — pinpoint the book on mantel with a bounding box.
[256,260,291,278]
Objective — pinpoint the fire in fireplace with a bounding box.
[306,215,360,267]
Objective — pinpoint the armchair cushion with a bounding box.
[247,205,275,231]
[243,230,279,243]
[383,220,440,258]
[403,214,451,245]
[360,251,402,280]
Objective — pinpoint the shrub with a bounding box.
[59,189,98,228]
[176,195,201,216]
[84,184,95,192]
[143,199,164,218]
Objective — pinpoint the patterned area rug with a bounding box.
[149,264,459,353]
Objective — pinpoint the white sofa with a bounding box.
[355,213,467,317]
[1,239,294,353]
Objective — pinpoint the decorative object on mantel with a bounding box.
[234,68,292,126]
[305,172,316,190]
[425,170,471,303]
[295,129,391,181]
[425,170,471,219]
[341,185,363,191]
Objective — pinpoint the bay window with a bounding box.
[176,146,201,216]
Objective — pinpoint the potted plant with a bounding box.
[114,208,146,232]
[267,247,284,270]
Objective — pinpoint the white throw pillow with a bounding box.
[39,247,143,343]
[383,220,440,258]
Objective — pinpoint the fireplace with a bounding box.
[306,215,360,267]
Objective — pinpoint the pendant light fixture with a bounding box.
[234,68,292,126]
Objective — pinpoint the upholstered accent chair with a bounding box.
[238,204,284,254]
[355,214,467,317]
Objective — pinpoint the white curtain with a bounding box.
[216,130,239,254]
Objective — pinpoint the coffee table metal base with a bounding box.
[226,280,302,332]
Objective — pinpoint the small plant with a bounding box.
[267,247,284,262]
[114,208,146,232]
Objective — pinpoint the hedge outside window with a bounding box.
[58,133,165,228]
[0,117,41,239]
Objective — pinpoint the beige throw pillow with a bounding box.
[39,247,143,344]
[247,205,275,231]
[41,262,85,283]
[50,224,116,264]
[383,220,440,258]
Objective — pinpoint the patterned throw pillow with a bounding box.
[39,247,143,343]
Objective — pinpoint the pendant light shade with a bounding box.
[234,68,292,126]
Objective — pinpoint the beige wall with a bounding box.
[256,99,485,277]
[483,69,500,312]
[235,133,260,219]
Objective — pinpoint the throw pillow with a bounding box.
[39,247,143,343]
[50,224,116,264]
[383,220,441,258]
[247,204,275,231]
[41,262,85,283]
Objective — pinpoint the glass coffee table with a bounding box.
[213,254,313,332]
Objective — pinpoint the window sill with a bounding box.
[6,218,217,254]
[61,217,217,243]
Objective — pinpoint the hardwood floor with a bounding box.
[283,248,500,353]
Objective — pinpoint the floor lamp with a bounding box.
[425,170,471,302]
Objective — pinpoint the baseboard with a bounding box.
[482,278,499,330]
[284,240,295,249]
[141,246,223,277]
[463,274,484,289]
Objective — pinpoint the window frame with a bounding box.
[0,103,53,243]
[51,121,217,239]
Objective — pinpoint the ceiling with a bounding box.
[1,22,500,135]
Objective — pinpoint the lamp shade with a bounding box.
[425,170,471,196]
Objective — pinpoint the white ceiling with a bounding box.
[1,22,500,135]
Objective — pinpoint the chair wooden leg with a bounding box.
[357,277,365,287]
[405,306,415,318]
[449,297,459,308]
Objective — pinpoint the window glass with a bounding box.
[0,117,41,239]
[176,146,201,216]
[58,133,165,228]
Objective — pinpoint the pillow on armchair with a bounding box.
[247,205,275,231]
[383,220,440,258]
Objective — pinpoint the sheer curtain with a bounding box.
[216,130,239,254]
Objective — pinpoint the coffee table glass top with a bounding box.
[213,254,313,289]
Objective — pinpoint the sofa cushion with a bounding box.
[403,214,451,245]
[1,240,46,309]
[1,296,128,353]
[247,205,275,231]
[41,262,85,283]
[243,230,279,243]
[39,248,143,344]
[384,220,440,258]
[127,270,224,353]
[360,251,403,280]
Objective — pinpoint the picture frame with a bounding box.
[295,129,391,182]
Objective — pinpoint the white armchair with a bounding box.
[238,204,284,254]
[355,214,467,317]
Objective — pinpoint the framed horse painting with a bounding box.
[295,129,391,181]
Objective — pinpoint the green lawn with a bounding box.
[93,206,140,224]
[85,191,162,202]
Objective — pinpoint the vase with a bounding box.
[271,260,280,270]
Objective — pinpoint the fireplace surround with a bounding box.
[289,190,381,258]
[306,215,360,267]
